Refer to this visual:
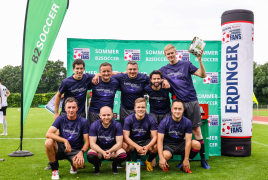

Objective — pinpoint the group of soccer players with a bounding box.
[45,44,210,179]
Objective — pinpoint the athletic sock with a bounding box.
[197,139,205,159]
[112,153,127,172]
[189,148,200,161]
[147,152,158,162]
[87,152,100,173]
[126,152,131,161]
[49,161,59,171]
[3,119,7,134]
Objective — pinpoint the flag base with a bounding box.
[221,137,251,156]
[9,150,33,157]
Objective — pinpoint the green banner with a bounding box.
[67,39,221,156]
[23,0,68,125]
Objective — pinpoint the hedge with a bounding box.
[7,92,57,107]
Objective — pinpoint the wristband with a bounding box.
[80,150,85,153]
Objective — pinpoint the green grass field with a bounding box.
[253,109,268,117]
[0,108,268,180]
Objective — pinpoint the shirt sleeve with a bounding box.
[58,81,67,94]
[189,62,199,75]
[86,73,95,81]
[89,122,97,136]
[185,119,193,134]
[123,117,131,131]
[82,120,89,135]
[116,122,123,136]
[150,116,158,130]
[158,120,166,134]
[52,117,61,129]
[112,73,123,81]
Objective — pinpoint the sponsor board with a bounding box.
[203,72,218,84]
[124,49,141,61]
[73,48,90,60]
[222,117,242,135]
[176,50,190,61]
[208,115,219,126]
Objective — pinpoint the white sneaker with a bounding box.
[70,165,77,174]
[0,133,7,136]
[51,170,59,179]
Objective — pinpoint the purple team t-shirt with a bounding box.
[123,113,157,141]
[88,77,119,113]
[158,115,192,144]
[144,85,172,115]
[113,73,150,110]
[52,115,89,150]
[159,61,198,102]
[89,119,123,150]
[59,73,94,114]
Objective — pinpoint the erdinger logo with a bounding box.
[96,86,115,97]
[167,68,184,80]
[63,125,79,143]
[122,81,141,92]
[98,130,114,144]
[222,24,242,44]
[168,125,183,139]
[132,123,148,137]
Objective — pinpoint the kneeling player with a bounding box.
[123,98,158,171]
[158,99,201,173]
[87,106,127,174]
[45,97,89,179]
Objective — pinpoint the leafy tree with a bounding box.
[0,60,66,94]
[253,62,268,104]
[36,60,66,93]
[0,65,21,93]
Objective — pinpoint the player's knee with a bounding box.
[117,148,126,155]
[163,151,172,160]
[45,139,54,149]
[192,140,201,150]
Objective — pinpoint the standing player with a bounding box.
[87,63,119,126]
[158,100,201,173]
[159,44,210,169]
[0,78,10,136]
[54,59,94,120]
[45,97,89,179]
[144,70,172,125]
[123,98,158,171]
[87,106,126,175]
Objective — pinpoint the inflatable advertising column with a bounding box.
[221,9,254,156]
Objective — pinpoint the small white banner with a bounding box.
[126,161,140,180]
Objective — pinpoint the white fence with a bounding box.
[253,104,268,109]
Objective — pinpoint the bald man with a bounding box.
[87,106,126,175]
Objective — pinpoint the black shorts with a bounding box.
[120,106,135,127]
[149,112,171,125]
[0,106,7,116]
[87,110,100,127]
[133,139,151,147]
[183,100,202,128]
[57,142,82,163]
[163,141,185,156]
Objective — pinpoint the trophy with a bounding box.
[188,37,206,57]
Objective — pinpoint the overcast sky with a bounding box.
[0,0,267,69]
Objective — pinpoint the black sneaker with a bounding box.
[117,163,123,168]
[112,163,119,174]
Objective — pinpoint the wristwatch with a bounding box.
[80,150,85,153]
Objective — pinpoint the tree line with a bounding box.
[0,60,66,94]
[0,60,267,104]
